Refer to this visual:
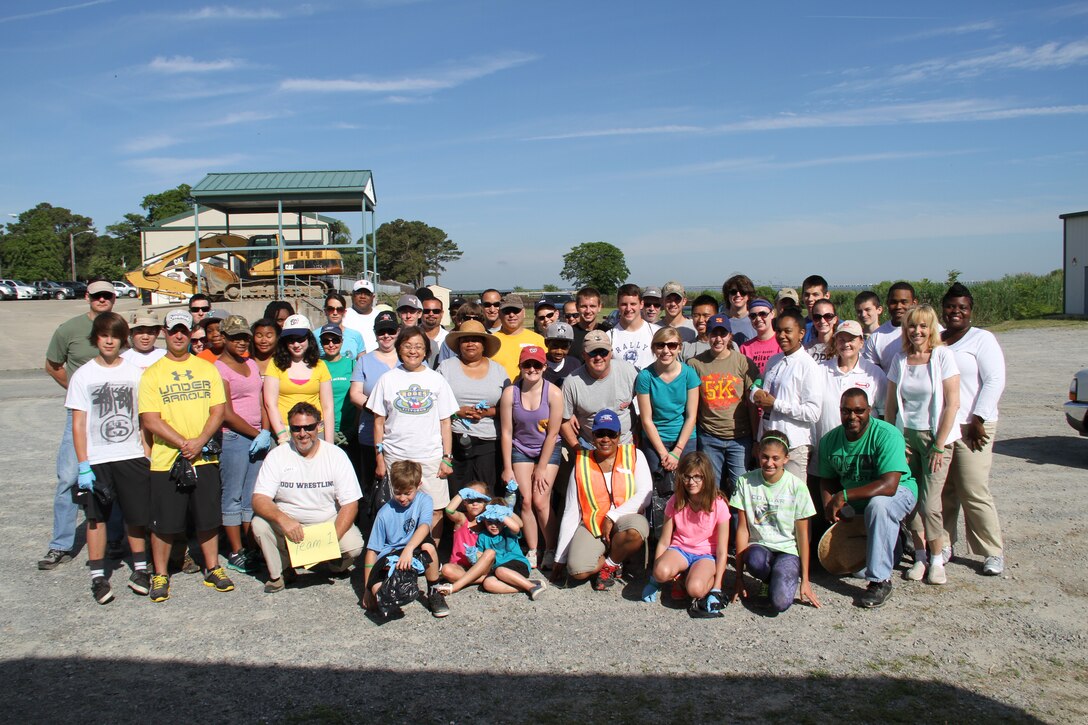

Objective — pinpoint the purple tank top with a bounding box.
[511,379,558,458]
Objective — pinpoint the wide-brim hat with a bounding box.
[445,320,500,357]
[818,515,868,575]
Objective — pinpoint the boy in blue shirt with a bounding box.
[363,460,449,617]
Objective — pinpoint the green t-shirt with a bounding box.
[324,356,356,434]
[46,313,98,379]
[818,417,917,509]
[729,468,815,556]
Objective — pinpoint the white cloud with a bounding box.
[177,6,283,20]
[653,150,975,177]
[148,56,244,73]
[0,0,114,24]
[897,20,999,41]
[124,154,247,177]
[153,84,261,101]
[529,124,704,141]
[280,52,537,93]
[120,134,181,153]
[203,110,286,126]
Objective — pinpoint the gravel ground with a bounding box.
[1,319,1086,724]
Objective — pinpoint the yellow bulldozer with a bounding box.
[126,233,343,301]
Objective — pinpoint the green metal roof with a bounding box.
[191,170,376,213]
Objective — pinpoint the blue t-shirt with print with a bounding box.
[368,490,434,560]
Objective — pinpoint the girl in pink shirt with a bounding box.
[642,452,730,617]
[437,482,494,595]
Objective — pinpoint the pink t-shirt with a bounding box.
[665,495,730,556]
[451,522,480,567]
[214,358,263,429]
[739,336,781,375]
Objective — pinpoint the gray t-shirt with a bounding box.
[562,359,638,445]
[438,358,509,440]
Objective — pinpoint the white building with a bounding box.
[1061,210,1088,315]
[141,208,335,261]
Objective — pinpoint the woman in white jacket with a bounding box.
[884,304,960,585]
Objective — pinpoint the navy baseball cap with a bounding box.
[707,314,732,334]
[592,409,622,433]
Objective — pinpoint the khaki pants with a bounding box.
[943,422,1003,557]
[904,428,952,552]
[785,445,810,480]
[251,515,365,579]
[567,514,649,576]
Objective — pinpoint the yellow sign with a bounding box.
[285,521,341,569]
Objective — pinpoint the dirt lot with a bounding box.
[1,300,1086,723]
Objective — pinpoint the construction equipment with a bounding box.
[126,233,343,301]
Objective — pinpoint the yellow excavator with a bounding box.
[126,233,343,300]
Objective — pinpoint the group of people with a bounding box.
[40,273,1007,618]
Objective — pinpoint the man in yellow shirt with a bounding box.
[491,294,545,380]
[139,310,231,602]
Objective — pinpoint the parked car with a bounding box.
[112,280,139,298]
[0,279,37,300]
[33,281,76,300]
[1066,369,1088,437]
[0,282,15,300]
[63,280,88,297]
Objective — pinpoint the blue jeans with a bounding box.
[218,430,264,526]
[640,437,696,478]
[51,410,122,551]
[697,432,751,495]
[864,485,917,582]
[745,544,800,613]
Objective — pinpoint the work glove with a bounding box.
[77,462,95,491]
[249,430,273,455]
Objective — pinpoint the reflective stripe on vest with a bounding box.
[574,444,638,537]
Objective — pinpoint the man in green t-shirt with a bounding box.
[819,387,916,609]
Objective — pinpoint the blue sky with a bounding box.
[1,1,1086,290]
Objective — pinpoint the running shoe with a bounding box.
[149,574,170,603]
[982,555,1005,576]
[91,576,114,605]
[37,549,72,570]
[203,566,235,592]
[128,570,151,596]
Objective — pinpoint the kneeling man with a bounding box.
[819,388,917,608]
[553,409,652,590]
[252,402,364,592]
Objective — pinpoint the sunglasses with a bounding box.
[422,308,443,315]
[653,341,680,351]
[520,361,545,370]
[320,336,341,345]
[190,337,206,346]
[586,349,610,359]
[376,329,397,337]
[593,429,619,439]
[749,310,771,320]
[642,301,661,308]
[535,314,555,322]
[564,313,580,319]
[481,302,501,308]
[289,423,318,432]
[546,340,571,348]
[726,289,748,297]
[324,305,345,313]
[501,308,521,315]
[189,305,210,313]
[461,314,483,322]
[90,292,115,301]
[812,313,837,322]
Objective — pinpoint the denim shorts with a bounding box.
[511,445,561,466]
[668,546,715,567]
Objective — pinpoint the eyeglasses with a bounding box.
[682,474,704,483]
[90,292,115,301]
[565,313,580,319]
[481,302,501,308]
[813,313,837,323]
[642,301,661,308]
[423,308,443,315]
[376,329,397,337]
[593,429,619,439]
[320,337,341,345]
[190,337,206,346]
[749,311,771,320]
[521,361,545,370]
[400,344,426,352]
[726,289,748,297]
[536,314,555,322]
[586,349,610,359]
[501,308,521,315]
[324,305,345,313]
[461,314,483,322]
[189,305,210,313]
[652,341,680,351]
[289,423,318,432]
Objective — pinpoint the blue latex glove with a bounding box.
[706,588,724,612]
[505,479,518,494]
[641,579,660,603]
[464,545,481,564]
[77,462,95,491]
[249,430,273,455]
[457,487,490,503]
[480,504,513,521]
[384,555,424,573]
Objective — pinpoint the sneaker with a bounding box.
[927,560,948,585]
[180,551,201,575]
[906,560,926,581]
[434,582,454,596]
[689,596,724,619]
[858,580,893,608]
[541,550,556,571]
[982,555,1005,576]
[91,576,114,605]
[149,573,170,602]
[225,551,254,574]
[528,579,548,601]
[106,540,126,561]
[37,549,72,570]
[939,545,953,565]
[525,549,538,570]
[203,566,235,592]
[427,587,450,618]
[593,562,619,591]
[264,576,285,594]
[128,570,151,596]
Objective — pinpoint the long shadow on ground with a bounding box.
[1,657,1041,723]
[995,435,1088,469]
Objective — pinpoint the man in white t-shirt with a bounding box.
[862,282,917,373]
[120,311,167,371]
[342,280,379,354]
[609,283,659,371]
[251,402,365,593]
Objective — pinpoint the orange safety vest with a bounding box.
[574,444,638,537]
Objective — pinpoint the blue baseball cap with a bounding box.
[592,409,622,433]
[707,313,732,334]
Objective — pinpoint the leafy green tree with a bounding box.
[542,283,560,292]
[560,241,629,295]
[1,203,95,279]
[141,184,193,223]
[375,219,462,287]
